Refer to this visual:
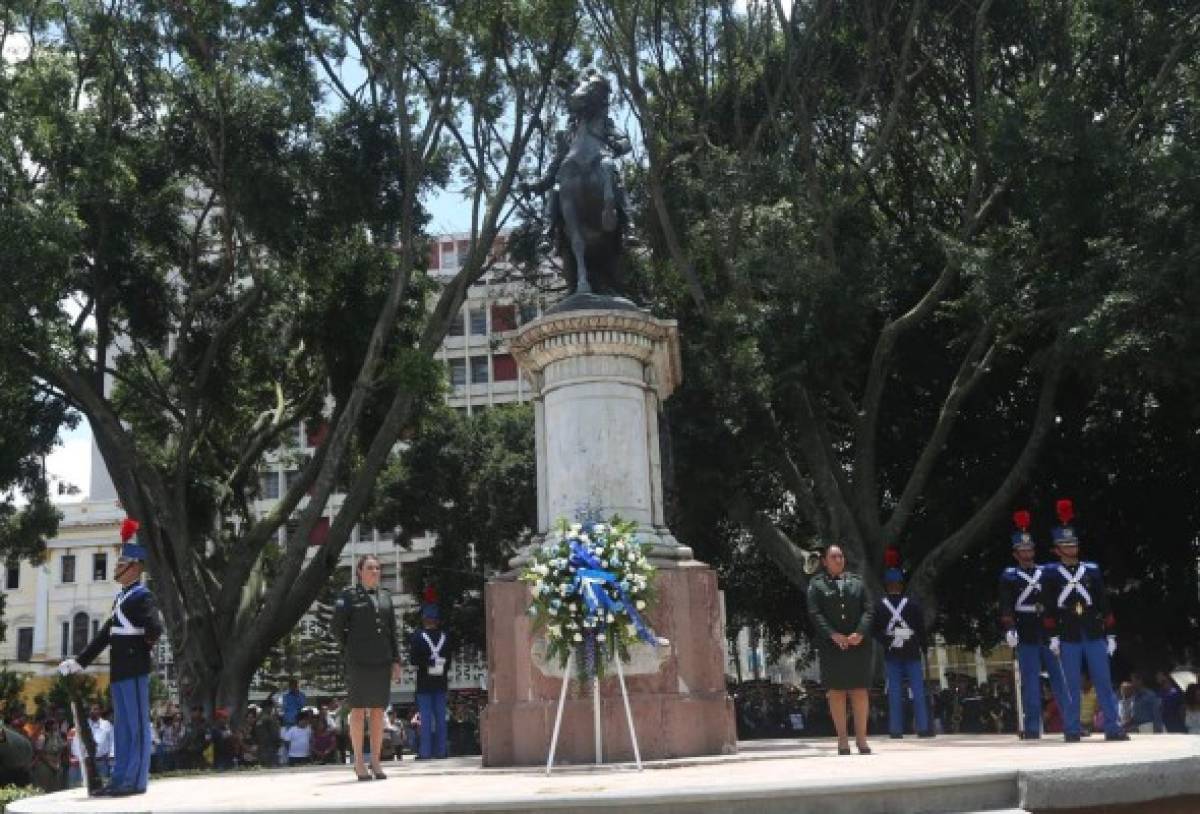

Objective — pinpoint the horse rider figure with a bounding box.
[520,69,632,296]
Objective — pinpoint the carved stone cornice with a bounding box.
[510,309,682,400]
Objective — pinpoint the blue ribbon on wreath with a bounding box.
[568,538,656,648]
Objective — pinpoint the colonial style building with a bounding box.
[0,498,125,703]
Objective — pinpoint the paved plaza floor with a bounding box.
[10,734,1200,814]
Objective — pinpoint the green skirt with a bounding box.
[345,661,391,708]
[817,640,875,690]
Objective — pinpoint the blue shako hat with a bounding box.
[1051,499,1079,545]
[118,518,148,561]
[883,568,905,585]
[1011,509,1034,549]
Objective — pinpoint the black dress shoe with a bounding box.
[889,734,903,739]
[917,731,936,739]
[105,788,142,797]
[1105,732,1131,742]
[88,787,112,798]
[1065,733,1082,742]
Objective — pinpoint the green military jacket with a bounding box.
[806,571,874,640]
[331,585,401,666]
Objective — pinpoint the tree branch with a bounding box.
[909,351,1064,596]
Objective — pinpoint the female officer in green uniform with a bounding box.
[332,554,401,780]
[806,544,875,755]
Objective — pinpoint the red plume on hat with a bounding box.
[1012,510,1031,531]
[883,546,901,569]
[1056,499,1074,525]
[120,518,140,542]
[422,585,438,605]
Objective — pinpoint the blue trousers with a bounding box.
[884,658,930,735]
[109,674,152,792]
[416,690,448,759]
[1060,637,1121,737]
[1016,642,1070,736]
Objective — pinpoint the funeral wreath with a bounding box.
[520,516,658,680]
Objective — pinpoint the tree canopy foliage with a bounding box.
[1,0,573,713]
[575,0,1200,662]
[372,403,536,650]
[2,0,1198,707]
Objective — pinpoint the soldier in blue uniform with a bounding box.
[998,509,1070,739]
[409,587,452,759]
[870,557,933,739]
[58,518,163,796]
[1040,499,1129,742]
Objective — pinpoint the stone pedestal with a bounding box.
[481,308,736,766]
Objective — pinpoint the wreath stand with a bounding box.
[545,650,643,775]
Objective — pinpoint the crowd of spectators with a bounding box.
[142,682,486,774]
[731,668,1200,740]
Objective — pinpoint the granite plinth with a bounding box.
[481,565,736,766]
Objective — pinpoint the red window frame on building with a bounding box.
[491,304,516,332]
[493,353,518,382]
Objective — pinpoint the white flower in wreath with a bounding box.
[626,624,639,636]
[606,613,615,623]
[600,559,609,568]
[593,523,607,534]
[570,523,583,534]
[614,540,626,551]
[636,600,646,610]
[568,603,578,613]
[549,624,562,637]
[596,633,606,642]
[573,632,583,642]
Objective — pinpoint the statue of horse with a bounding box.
[521,71,631,300]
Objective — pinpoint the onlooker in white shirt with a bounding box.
[87,706,115,780]
[281,711,313,766]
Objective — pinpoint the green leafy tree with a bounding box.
[577,0,1200,634]
[1,0,576,717]
[0,667,27,717]
[372,403,536,650]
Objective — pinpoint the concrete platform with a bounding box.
[10,734,1200,814]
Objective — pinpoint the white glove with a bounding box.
[1048,636,1060,656]
[1107,635,1117,656]
[1005,629,1020,648]
[57,658,82,676]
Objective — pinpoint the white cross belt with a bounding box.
[1014,567,1043,613]
[1056,564,1093,607]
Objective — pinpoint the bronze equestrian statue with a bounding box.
[521,70,633,303]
